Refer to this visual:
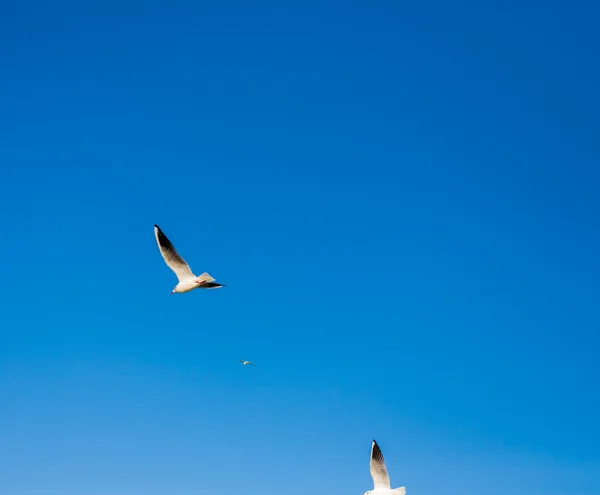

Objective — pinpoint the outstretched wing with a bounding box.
[154,225,195,282]
[197,272,216,283]
[370,440,391,490]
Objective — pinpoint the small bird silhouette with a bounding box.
[239,360,256,367]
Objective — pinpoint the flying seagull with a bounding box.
[154,224,224,294]
[363,440,406,495]
[239,360,256,367]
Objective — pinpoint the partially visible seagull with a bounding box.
[239,360,256,367]
[363,440,406,495]
[154,224,224,294]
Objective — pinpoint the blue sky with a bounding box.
[1,1,599,494]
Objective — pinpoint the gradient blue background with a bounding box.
[1,1,599,494]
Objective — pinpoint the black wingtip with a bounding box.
[371,440,384,461]
[154,224,160,229]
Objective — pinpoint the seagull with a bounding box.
[363,440,406,495]
[154,224,224,294]
[239,360,256,367]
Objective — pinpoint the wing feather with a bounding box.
[370,440,391,490]
[154,225,195,282]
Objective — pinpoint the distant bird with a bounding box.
[363,440,406,495]
[239,360,256,367]
[154,225,224,294]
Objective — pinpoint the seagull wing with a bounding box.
[154,225,195,282]
[370,440,391,490]
[197,272,216,283]
[248,362,256,367]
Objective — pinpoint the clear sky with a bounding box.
[1,1,599,494]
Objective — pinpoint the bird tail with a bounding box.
[392,488,406,495]
[197,272,215,283]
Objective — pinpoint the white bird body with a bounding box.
[363,440,406,495]
[239,360,256,367]
[154,225,224,294]
[173,277,202,294]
